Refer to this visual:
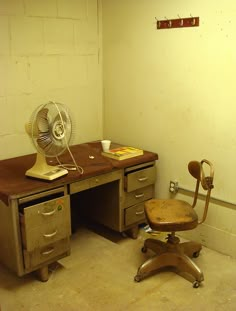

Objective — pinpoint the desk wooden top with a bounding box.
[0,141,158,205]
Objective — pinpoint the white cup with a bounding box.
[101,140,111,152]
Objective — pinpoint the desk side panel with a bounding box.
[0,200,24,275]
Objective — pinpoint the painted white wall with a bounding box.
[0,0,103,159]
[102,0,236,257]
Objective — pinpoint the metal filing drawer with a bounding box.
[123,185,154,208]
[20,194,71,251]
[23,237,70,270]
[125,166,156,192]
[124,203,146,226]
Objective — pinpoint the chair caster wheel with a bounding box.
[193,251,200,258]
[134,275,142,282]
[141,246,147,253]
[193,281,200,288]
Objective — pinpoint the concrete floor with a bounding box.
[0,225,236,311]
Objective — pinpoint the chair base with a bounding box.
[134,233,204,288]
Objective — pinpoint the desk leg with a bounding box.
[36,265,49,282]
[126,225,139,239]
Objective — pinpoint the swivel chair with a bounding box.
[134,159,214,288]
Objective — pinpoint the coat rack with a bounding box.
[156,16,199,30]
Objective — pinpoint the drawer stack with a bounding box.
[123,164,156,228]
[19,189,71,272]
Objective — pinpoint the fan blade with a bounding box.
[36,108,50,133]
[29,102,71,157]
[37,132,52,150]
[51,110,72,141]
[43,143,64,156]
[53,111,67,124]
[25,122,38,137]
[37,132,65,156]
[52,111,67,136]
[53,111,72,133]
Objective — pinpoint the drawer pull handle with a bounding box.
[43,230,58,238]
[138,177,148,182]
[41,248,55,256]
[135,193,144,198]
[39,209,56,216]
[135,210,144,216]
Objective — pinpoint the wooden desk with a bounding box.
[0,141,158,281]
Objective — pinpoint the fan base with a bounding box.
[26,165,68,181]
[25,152,68,181]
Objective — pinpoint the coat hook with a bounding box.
[165,17,172,28]
[178,15,183,26]
[155,17,161,28]
[190,14,196,26]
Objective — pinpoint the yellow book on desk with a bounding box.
[102,146,143,160]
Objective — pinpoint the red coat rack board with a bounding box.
[156,16,199,29]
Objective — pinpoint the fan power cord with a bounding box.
[54,102,84,175]
[56,148,84,174]
[56,160,76,171]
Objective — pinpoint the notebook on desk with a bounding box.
[102,146,143,160]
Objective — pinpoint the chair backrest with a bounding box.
[188,159,214,224]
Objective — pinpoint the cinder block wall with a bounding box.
[0,0,103,159]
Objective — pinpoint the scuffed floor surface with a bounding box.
[0,226,236,311]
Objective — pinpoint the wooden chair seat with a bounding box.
[145,199,198,232]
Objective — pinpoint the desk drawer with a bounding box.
[70,179,90,194]
[125,166,156,192]
[20,217,71,251]
[123,185,154,208]
[89,171,120,188]
[125,203,146,226]
[70,171,122,194]
[20,195,71,251]
[23,237,70,270]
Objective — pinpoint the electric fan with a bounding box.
[25,101,83,181]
